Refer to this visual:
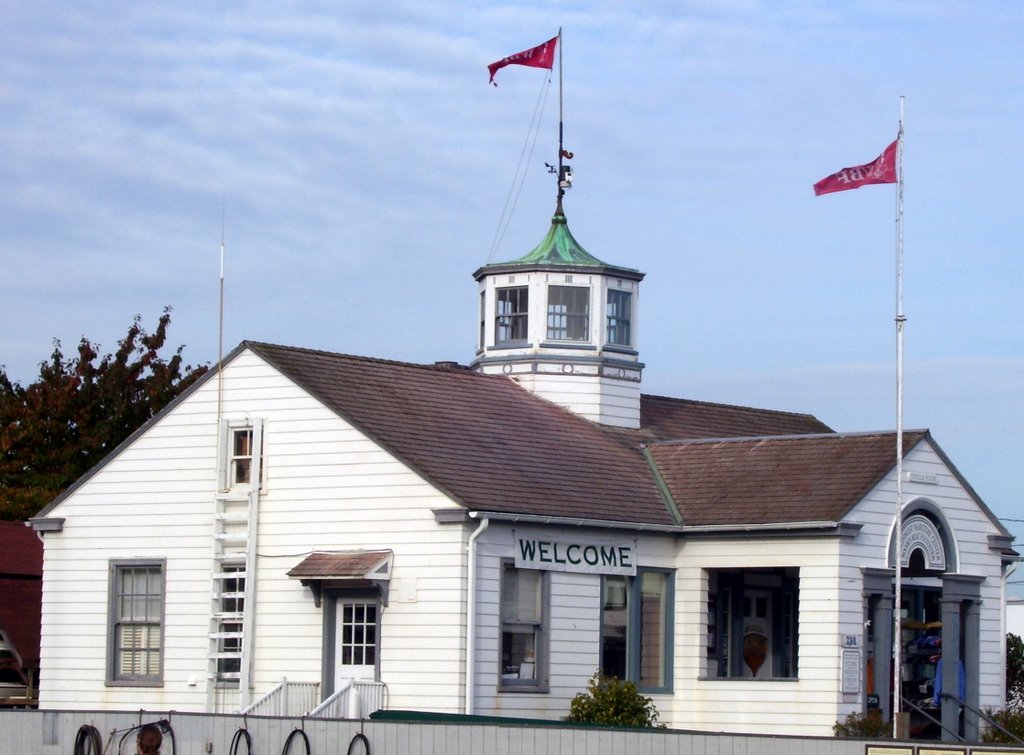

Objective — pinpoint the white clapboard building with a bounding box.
[32,200,1014,738]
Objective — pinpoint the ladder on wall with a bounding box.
[206,418,263,712]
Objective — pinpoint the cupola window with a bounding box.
[606,290,632,346]
[495,287,529,344]
[546,285,590,341]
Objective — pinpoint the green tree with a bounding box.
[0,310,207,521]
[567,672,662,728]
[1008,633,1024,712]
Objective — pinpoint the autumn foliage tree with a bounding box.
[0,310,207,521]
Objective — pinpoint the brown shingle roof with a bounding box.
[247,343,933,531]
[248,343,674,526]
[648,430,930,526]
[288,550,391,579]
[640,394,833,441]
[40,340,954,536]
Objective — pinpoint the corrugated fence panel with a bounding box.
[3,710,1024,754]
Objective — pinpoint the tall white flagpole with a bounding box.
[892,95,906,737]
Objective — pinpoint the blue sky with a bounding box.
[2,2,1022,550]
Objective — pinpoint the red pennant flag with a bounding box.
[487,35,558,85]
[813,139,898,196]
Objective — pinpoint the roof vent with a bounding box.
[433,361,463,371]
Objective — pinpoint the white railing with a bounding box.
[308,679,387,719]
[240,678,320,717]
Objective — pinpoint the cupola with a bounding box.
[471,198,645,428]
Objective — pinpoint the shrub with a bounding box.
[567,672,661,727]
[833,711,892,738]
[982,707,1024,743]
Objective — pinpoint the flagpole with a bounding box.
[892,95,906,737]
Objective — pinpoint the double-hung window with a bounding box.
[230,429,258,485]
[600,569,673,691]
[499,563,547,690]
[606,289,632,347]
[546,285,590,341]
[219,419,264,490]
[108,560,165,685]
[495,287,529,344]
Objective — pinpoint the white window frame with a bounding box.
[107,559,165,686]
[217,418,264,491]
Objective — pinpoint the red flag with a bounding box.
[487,35,558,85]
[813,139,898,196]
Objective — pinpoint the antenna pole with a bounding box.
[217,198,226,424]
[557,28,564,199]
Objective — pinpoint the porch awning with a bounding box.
[288,549,393,606]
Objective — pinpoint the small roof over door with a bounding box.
[288,550,393,607]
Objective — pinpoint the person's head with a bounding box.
[136,724,162,755]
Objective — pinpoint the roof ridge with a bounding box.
[648,429,930,447]
[244,341,473,375]
[641,392,824,421]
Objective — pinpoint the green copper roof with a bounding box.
[473,199,644,281]
[509,204,609,267]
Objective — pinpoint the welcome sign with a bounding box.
[513,530,637,576]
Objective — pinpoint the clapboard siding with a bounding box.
[670,536,850,735]
[471,527,676,721]
[841,439,1007,711]
[35,347,1010,737]
[38,349,470,713]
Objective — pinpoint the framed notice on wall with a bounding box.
[842,649,861,694]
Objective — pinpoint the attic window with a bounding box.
[218,419,264,490]
[231,429,255,485]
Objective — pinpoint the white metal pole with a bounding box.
[217,208,225,425]
[892,95,906,736]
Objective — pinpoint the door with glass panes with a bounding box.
[334,600,378,683]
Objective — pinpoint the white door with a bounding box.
[335,600,378,685]
[742,589,772,679]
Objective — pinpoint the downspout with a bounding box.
[465,513,489,715]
